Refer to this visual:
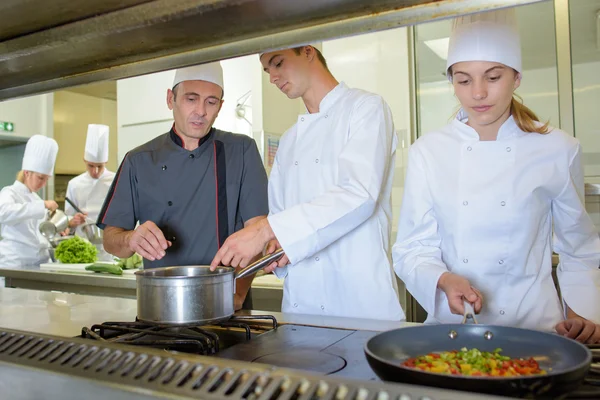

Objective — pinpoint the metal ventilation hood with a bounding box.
[0,0,544,101]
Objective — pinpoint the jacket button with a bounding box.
[500,201,506,206]
[315,159,319,163]
[463,201,468,206]
[293,303,298,308]
[315,257,319,261]
[168,201,173,206]
[162,165,167,170]
[294,161,298,165]
[506,147,512,152]
[467,146,472,151]
[463,259,468,263]
[325,115,328,118]
[321,305,325,310]
[301,117,305,122]
[500,310,505,315]
[498,260,504,265]
[189,154,195,159]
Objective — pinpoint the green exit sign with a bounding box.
[0,121,14,132]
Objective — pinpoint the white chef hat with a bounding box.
[173,62,224,91]
[84,124,110,163]
[446,8,521,81]
[21,135,59,176]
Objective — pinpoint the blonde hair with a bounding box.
[16,170,25,183]
[510,94,550,134]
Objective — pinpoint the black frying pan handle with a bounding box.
[65,196,84,214]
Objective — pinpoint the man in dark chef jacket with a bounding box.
[97,62,269,310]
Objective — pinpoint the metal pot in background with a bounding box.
[81,223,103,244]
[135,249,284,324]
[46,235,75,262]
[64,196,103,244]
[39,209,69,239]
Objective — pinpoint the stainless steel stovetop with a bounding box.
[78,316,600,399]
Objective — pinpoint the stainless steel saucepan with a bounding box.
[134,249,284,324]
[65,196,103,244]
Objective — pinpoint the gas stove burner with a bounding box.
[80,315,278,356]
[253,350,347,374]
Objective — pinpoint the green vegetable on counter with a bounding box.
[54,236,98,264]
[117,253,143,269]
[85,263,123,275]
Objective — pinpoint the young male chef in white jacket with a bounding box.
[65,124,116,261]
[211,46,405,321]
[0,135,59,267]
[393,9,600,343]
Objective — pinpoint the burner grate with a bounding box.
[81,315,278,356]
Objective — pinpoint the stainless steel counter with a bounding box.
[0,287,415,338]
[0,265,284,310]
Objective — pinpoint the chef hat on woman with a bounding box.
[22,135,59,176]
[446,8,521,81]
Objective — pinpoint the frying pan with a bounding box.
[364,302,592,399]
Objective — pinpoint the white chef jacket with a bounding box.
[0,181,51,267]
[65,169,115,261]
[268,82,405,321]
[393,110,600,332]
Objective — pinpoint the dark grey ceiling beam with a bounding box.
[0,0,546,100]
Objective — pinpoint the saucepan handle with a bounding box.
[234,248,285,281]
[461,299,478,325]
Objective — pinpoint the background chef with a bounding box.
[65,124,116,261]
[0,135,59,267]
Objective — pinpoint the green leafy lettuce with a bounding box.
[54,236,98,264]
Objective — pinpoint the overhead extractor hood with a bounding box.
[0,0,545,101]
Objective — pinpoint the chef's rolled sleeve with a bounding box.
[96,154,138,231]
[239,139,269,222]
[553,143,600,324]
[392,144,449,318]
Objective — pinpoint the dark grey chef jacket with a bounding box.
[97,127,269,308]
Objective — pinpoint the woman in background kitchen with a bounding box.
[65,124,115,261]
[394,9,600,343]
[0,135,60,267]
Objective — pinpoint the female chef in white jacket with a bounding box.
[393,9,600,343]
[0,135,60,268]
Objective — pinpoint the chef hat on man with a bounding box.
[22,135,59,176]
[173,62,224,92]
[446,8,521,81]
[84,124,110,163]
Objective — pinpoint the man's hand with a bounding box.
[437,272,484,315]
[263,240,289,273]
[210,218,275,270]
[555,319,600,344]
[127,221,171,261]
[68,213,87,228]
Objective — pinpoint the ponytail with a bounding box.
[16,170,25,183]
[510,94,550,134]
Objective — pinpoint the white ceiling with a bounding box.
[416,0,600,83]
